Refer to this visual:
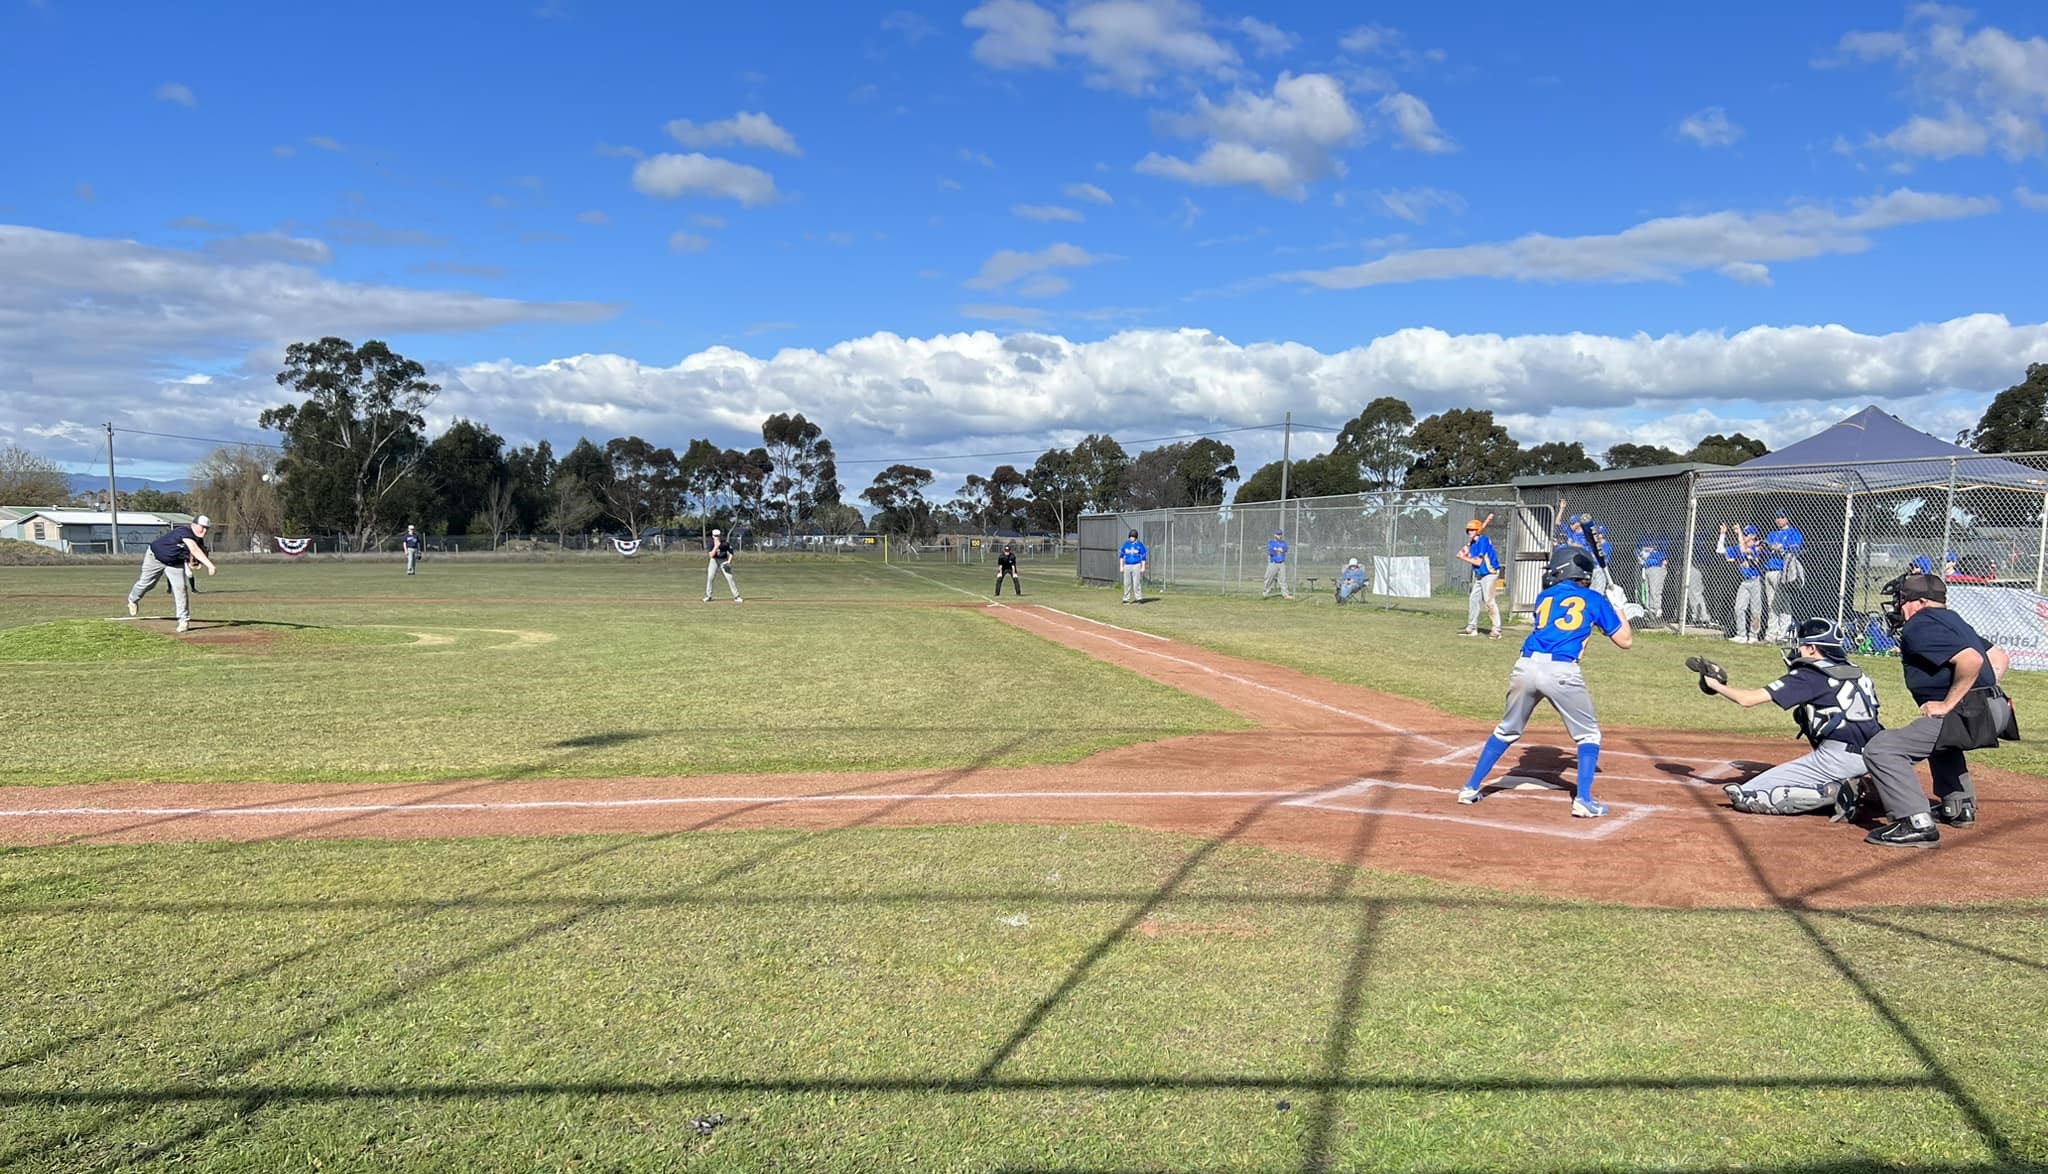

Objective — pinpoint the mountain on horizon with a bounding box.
[63,474,194,496]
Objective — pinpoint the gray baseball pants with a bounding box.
[1262,562,1289,597]
[1642,565,1666,618]
[1685,564,1713,624]
[1121,565,1144,602]
[706,559,740,599]
[1467,573,1500,632]
[1763,570,1790,640]
[1863,709,2000,819]
[1492,654,1601,746]
[1734,578,1764,637]
[1727,741,1866,815]
[406,548,419,574]
[128,552,191,623]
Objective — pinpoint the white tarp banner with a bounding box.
[1372,555,1431,599]
[1945,584,2048,672]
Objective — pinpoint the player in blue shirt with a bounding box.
[1262,530,1293,599]
[1762,513,1804,641]
[1456,517,1502,639]
[1118,529,1148,604]
[1457,548,1633,817]
[1720,523,1767,643]
[1636,535,1669,622]
[403,524,423,575]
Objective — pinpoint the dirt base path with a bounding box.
[2,602,2043,910]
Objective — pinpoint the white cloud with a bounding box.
[1064,182,1114,204]
[1285,189,1998,289]
[201,232,334,266]
[664,111,802,156]
[881,9,935,42]
[1377,92,1454,153]
[1013,203,1084,222]
[1831,8,2048,160]
[964,242,1109,290]
[963,0,1240,92]
[1235,17,1296,57]
[594,142,645,160]
[1137,71,1362,198]
[154,82,196,108]
[326,218,447,248]
[1339,24,1396,56]
[306,135,345,152]
[690,213,729,228]
[271,144,297,159]
[1676,106,1743,147]
[958,147,997,169]
[961,305,1050,323]
[631,153,779,206]
[577,209,610,225]
[1717,261,1773,286]
[74,181,96,202]
[1374,186,1465,224]
[2018,186,2048,211]
[1016,274,1072,297]
[668,231,711,253]
[170,216,237,233]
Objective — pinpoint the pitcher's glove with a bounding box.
[1685,655,1728,696]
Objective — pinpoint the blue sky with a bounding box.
[3,0,2046,492]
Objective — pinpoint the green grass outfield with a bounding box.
[2,554,2045,1171]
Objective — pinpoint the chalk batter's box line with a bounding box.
[1421,742,1740,786]
[1283,779,1668,842]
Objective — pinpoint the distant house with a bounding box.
[0,509,193,554]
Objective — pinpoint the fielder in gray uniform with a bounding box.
[1694,618,1881,817]
[1458,548,1633,818]
[705,528,742,603]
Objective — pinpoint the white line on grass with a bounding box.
[1284,778,1667,841]
[0,788,1314,820]
[887,564,1005,606]
[1023,612,1446,744]
[1028,604,1169,642]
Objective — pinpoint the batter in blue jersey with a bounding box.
[1458,548,1634,818]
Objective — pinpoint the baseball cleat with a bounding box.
[175,621,189,634]
[126,599,137,617]
[1456,785,1483,805]
[1866,819,1939,848]
[1830,778,1866,823]
[1570,797,1609,818]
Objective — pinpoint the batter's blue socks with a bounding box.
[1575,743,1600,800]
[1465,736,1512,790]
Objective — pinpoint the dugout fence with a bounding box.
[1085,450,2048,661]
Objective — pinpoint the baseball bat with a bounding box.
[1579,513,1632,618]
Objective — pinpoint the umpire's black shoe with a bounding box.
[1931,798,1978,828]
[1865,818,1940,848]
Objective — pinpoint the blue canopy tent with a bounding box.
[1689,406,2048,629]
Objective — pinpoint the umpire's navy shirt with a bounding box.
[149,525,198,566]
[1899,606,1995,704]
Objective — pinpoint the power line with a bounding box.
[112,427,283,451]
[833,422,1313,468]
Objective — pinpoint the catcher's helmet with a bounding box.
[1543,547,1596,587]
[1789,617,1848,657]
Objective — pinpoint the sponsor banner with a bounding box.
[613,538,642,557]
[1947,584,2048,672]
[275,536,312,557]
[1371,555,1431,599]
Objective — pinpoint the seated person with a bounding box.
[1336,558,1368,604]
[1697,618,1882,817]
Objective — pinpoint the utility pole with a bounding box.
[105,423,119,556]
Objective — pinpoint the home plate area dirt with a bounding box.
[3,602,2043,910]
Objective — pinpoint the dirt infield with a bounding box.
[2,601,2043,910]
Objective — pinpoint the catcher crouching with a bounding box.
[1689,618,1882,818]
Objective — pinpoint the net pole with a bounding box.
[1679,474,1699,637]
[1940,456,1957,561]
[2035,490,2047,593]
[1835,492,1854,631]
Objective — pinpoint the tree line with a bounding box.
[13,340,2046,548]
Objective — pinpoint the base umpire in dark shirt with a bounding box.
[1860,572,2011,848]
[995,542,1023,596]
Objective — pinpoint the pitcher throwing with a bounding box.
[1457,548,1634,817]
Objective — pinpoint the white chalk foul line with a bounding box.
[885,564,1005,606]
[1028,604,1169,641]
[1284,779,1667,842]
[1023,612,1442,744]
[0,788,1314,821]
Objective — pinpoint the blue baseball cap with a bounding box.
[1742,524,1758,535]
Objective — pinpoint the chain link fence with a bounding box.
[1085,452,2048,654]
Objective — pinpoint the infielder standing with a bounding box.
[1456,517,1501,639]
[705,528,742,603]
[403,524,422,575]
[1696,618,1882,817]
[127,514,217,634]
[1262,530,1293,599]
[1118,529,1147,604]
[995,542,1023,596]
[1457,548,1632,818]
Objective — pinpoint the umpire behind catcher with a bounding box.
[1692,618,1881,818]
[1859,572,2014,848]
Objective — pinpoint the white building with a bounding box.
[0,509,195,554]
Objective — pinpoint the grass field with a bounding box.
[2,552,2045,1172]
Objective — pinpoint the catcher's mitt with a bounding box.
[1685,655,1729,696]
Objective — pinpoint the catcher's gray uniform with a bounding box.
[1723,655,1881,815]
